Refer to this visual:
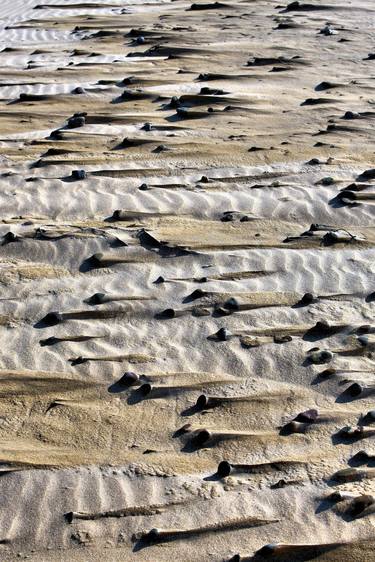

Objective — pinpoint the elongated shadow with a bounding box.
[180,404,202,417]
[302,325,342,342]
[331,431,363,446]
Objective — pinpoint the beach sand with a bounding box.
[0,0,374,560]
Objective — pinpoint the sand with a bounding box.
[0,0,374,560]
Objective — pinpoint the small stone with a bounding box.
[189,288,206,300]
[299,292,315,305]
[67,114,86,128]
[41,311,64,326]
[88,292,106,304]
[118,372,139,386]
[217,461,232,477]
[343,111,360,119]
[223,297,239,311]
[154,144,169,152]
[357,335,369,347]
[71,169,86,180]
[240,336,261,348]
[170,96,180,108]
[192,307,210,316]
[320,25,338,36]
[309,349,333,364]
[347,383,362,397]
[158,308,175,319]
[274,334,292,344]
[215,306,231,316]
[2,231,18,244]
[215,327,232,341]
[139,383,152,396]
[321,176,335,185]
[295,409,319,423]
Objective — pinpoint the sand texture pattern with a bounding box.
[0,0,374,560]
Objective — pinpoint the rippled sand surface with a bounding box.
[0,0,374,560]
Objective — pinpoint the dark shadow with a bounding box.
[126,387,149,405]
[207,333,230,342]
[110,371,142,393]
[34,312,64,329]
[108,237,128,248]
[291,300,316,309]
[335,388,360,403]
[361,411,375,425]
[311,368,335,385]
[356,171,375,181]
[180,403,202,417]
[329,194,359,208]
[39,337,60,346]
[103,214,118,223]
[154,309,178,320]
[202,471,222,482]
[165,111,212,122]
[137,229,193,258]
[278,423,307,436]
[302,324,342,342]
[84,293,105,306]
[1,232,19,246]
[164,112,186,122]
[348,451,375,467]
[132,528,199,551]
[331,430,364,446]
[182,289,206,303]
[181,436,216,453]
[302,357,313,367]
[126,385,182,404]
[250,542,345,561]
[108,381,129,394]
[132,537,151,552]
[315,497,334,515]
[79,255,101,273]
[69,356,88,366]
[111,138,153,150]
[211,306,233,318]
[301,98,337,106]
[340,510,358,523]
[172,425,192,438]
[314,82,340,92]
[60,175,81,183]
